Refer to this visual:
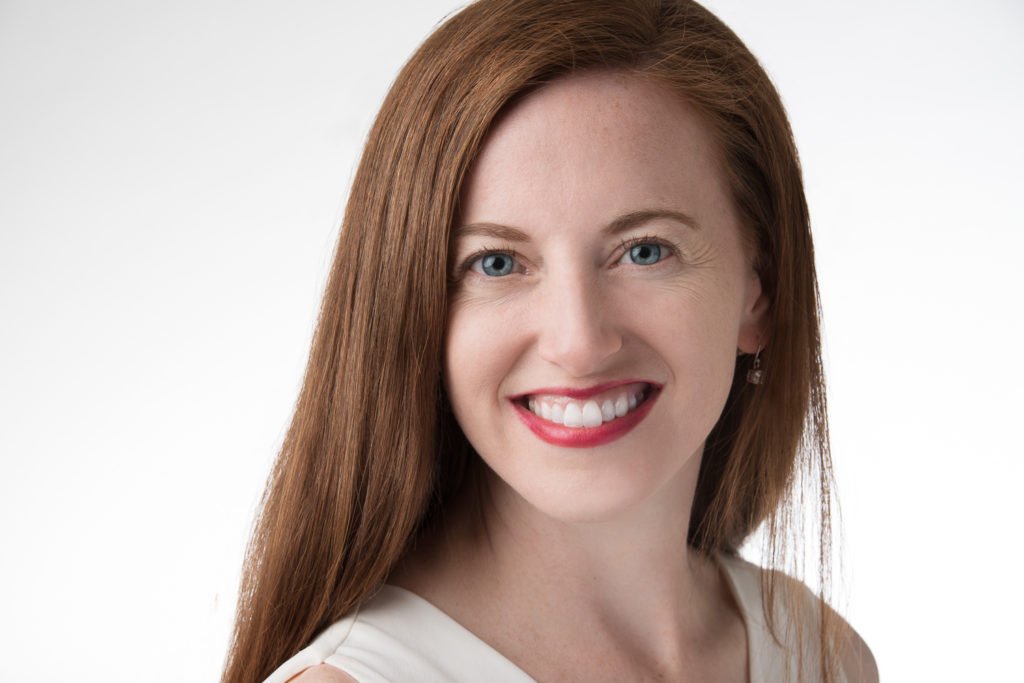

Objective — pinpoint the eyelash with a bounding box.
[452,234,679,280]
[615,234,679,265]
[453,243,520,280]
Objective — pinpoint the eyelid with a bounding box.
[454,245,524,279]
[451,234,679,281]
[615,234,679,265]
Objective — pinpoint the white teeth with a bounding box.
[614,395,629,418]
[582,400,603,427]
[527,387,649,428]
[563,403,583,427]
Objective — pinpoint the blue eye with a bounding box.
[479,252,516,277]
[623,242,662,266]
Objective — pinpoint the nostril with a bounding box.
[534,277,623,375]
[537,318,622,373]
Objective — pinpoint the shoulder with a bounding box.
[269,584,533,683]
[836,611,878,683]
[286,663,359,683]
[784,570,878,683]
[716,553,877,683]
[778,567,878,683]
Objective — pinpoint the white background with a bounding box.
[1,1,1021,680]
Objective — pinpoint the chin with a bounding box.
[526,486,652,524]
[484,444,703,526]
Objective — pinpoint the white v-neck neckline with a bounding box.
[380,585,536,676]
[377,552,759,682]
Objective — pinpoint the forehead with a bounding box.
[460,70,734,231]
[491,71,714,156]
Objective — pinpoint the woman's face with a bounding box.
[445,71,767,523]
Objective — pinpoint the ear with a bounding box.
[737,269,770,354]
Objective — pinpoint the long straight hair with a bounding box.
[223,1,838,681]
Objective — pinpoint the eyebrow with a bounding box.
[606,209,700,234]
[454,222,531,242]
[455,208,700,242]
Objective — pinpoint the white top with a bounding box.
[265,554,845,683]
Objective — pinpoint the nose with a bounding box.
[535,269,623,377]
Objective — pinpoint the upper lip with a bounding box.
[509,379,660,400]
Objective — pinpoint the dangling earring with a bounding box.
[746,344,764,385]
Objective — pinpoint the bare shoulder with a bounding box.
[837,618,878,683]
[286,663,359,683]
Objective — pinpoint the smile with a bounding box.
[511,381,660,448]
[526,383,649,426]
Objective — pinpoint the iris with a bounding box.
[628,243,661,265]
[481,252,515,276]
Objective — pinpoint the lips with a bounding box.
[511,381,660,448]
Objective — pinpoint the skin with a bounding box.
[444,71,766,526]
[294,70,878,683]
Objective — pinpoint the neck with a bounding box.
[477,453,711,633]
[393,449,737,677]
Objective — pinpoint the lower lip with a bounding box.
[512,391,659,448]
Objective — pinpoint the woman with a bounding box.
[224,1,876,681]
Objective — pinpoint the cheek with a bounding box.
[627,269,744,345]
[442,301,518,425]
[632,278,742,403]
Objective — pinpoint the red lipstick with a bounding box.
[512,382,660,448]
[510,379,642,401]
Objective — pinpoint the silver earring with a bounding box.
[746,345,764,385]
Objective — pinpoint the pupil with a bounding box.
[631,244,660,265]
[483,253,512,276]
